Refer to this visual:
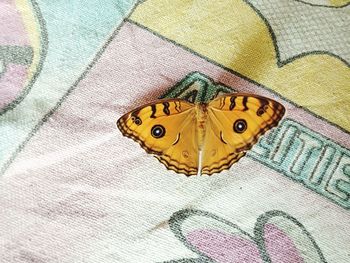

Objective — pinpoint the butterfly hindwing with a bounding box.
[201,94,285,175]
[117,99,199,175]
[201,118,246,175]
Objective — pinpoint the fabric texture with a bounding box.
[0,0,349,262]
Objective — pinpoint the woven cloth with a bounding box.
[0,0,349,262]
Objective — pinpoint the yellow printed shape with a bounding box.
[329,0,349,6]
[300,0,350,7]
[130,0,350,131]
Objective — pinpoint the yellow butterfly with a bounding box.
[117,93,285,176]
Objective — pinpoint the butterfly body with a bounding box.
[195,103,208,148]
[117,93,285,176]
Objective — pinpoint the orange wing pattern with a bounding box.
[201,94,285,174]
[117,99,199,175]
[117,94,285,176]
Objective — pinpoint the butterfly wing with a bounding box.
[201,120,246,175]
[117,99,199,176]
[201,93,285,175]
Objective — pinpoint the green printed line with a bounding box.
[250,119,350,209]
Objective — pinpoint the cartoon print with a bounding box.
[165,209,327,262]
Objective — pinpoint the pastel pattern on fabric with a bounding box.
[167,209,326,262]
[0,0,349,262]
[130,0,350,131]
[0,0,138,172]
[0,0,43,110]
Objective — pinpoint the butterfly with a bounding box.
[117,93,285,176]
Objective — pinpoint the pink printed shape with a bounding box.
[187,229,263,263]
[264,223,304,263]
[0,0,30,45]
[0,63,28,109]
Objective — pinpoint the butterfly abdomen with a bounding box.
[196,103,209,150]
